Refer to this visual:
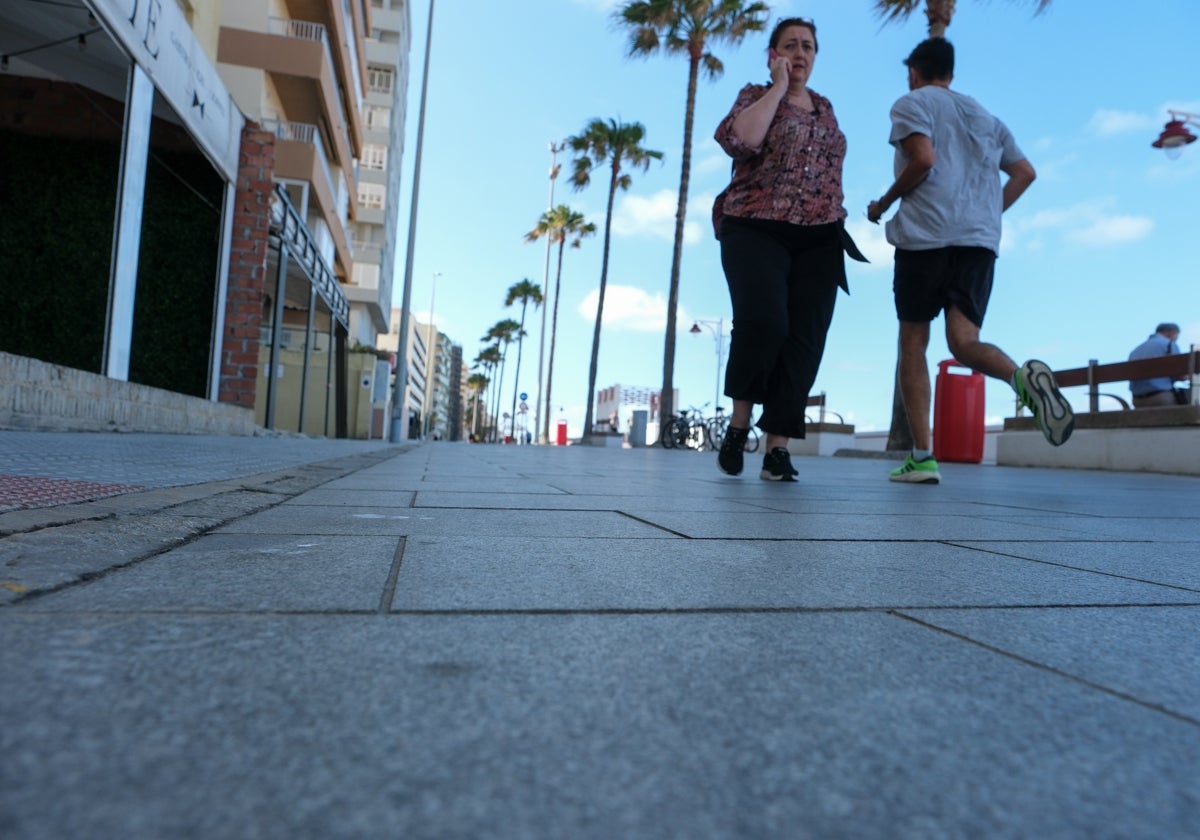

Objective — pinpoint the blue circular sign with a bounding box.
[519,392,528,401]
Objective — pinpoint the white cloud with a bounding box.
[1010,198,1154,248]
[1087,109,1157,136]
[611,189,707,244]
[577,284,684,332]
[1066,215,1155,246]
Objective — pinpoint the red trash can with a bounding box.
[555,420,568,446]
[933,359,985,463]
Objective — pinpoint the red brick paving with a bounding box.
[0,475,146,512]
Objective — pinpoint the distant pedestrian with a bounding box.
[1128,322,1188,407]
[867,37,1074,485]
[711,16,867,482]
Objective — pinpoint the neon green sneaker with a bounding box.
[1014,359,1074,446]
[889,454,941,484]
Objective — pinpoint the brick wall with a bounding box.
[218,123,275,408]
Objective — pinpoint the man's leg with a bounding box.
[897,320,933,451]
[944,305,1017,383]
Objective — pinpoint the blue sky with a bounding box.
[390,0,1199,440]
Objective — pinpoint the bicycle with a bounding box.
[705,406,760,454]
[660,406,709,451]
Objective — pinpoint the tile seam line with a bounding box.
[890,609,1200,728]
[944,541,1200,595]
[16,603,1200,617]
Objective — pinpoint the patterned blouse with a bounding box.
[714,83,848,227]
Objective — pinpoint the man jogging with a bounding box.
[867,37,1073,484]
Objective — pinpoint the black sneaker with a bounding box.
[760,447,797,482]
[718,426,750,476]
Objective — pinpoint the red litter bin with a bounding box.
[933,359,985,463]
[555,420,568,446]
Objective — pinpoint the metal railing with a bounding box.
[270,184,349,327]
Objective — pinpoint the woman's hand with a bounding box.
[769,54,791,89]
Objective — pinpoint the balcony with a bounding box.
[262,118,353,279]
[217,18,357,193]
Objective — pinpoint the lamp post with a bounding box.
[533,140,566,444]
[689,318,724,412]
[389,0,436,441]
[422,271,442,439]
[1152,110,1199,159]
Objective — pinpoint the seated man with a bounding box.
[1128,322,1188,407]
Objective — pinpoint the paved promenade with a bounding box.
[2,430,1198,838]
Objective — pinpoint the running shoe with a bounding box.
[718,426,750,476]
[760,447,797,482]
[889,454,941,484]
[1014,359,1074,446]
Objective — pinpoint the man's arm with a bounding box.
[867,133,934,223]
[1000,158,1035,212]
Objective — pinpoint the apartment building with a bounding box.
[1,0,410,438]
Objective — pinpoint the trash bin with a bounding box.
[933,358,985,463]
[555,420,568,446]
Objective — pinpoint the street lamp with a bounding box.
[689,318,724,412]
[1152,110,1199,159]
[422,271,442,439]
[533,139,566,444]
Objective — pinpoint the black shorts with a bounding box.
[893,246,995,327]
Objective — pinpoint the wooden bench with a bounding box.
[790,392,856,457]
[997,350,1200,475]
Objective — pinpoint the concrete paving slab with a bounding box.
[900,605,1200,721]
[389,537,1200,612]
[630,510,1099,541]
[411,491,770,512]
[1072,517,1200,542]
[215,506,681,538]
[22,534,400,613]
[0,513,223,603]
[282,488,416,508]
[2,612,1196,839]
[950,540,1200,591]
[318,475,570,494]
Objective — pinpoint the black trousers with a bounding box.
[719,217,843,439]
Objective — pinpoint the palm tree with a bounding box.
[567,118,663,441]
[616,0,768,427]
[474,344,502,442]
[874,0,1053,451]
[483,319,522,442]
[504,279,544,441]
[525,205,597,444]
[873,0,1051,37]
[466,372,489,440]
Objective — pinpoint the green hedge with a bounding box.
[0,127,224,397]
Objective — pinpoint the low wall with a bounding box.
[996,406,1200,476]
[0,352,257,436]
[789,423,856,457]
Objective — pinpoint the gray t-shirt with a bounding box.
[884,86,1024,253]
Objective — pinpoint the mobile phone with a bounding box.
[768,48,780,63]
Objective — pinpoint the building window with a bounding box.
[368,66,393,94]
[364,105,390,130]
[359,183,385,210]
[362,144,388,171]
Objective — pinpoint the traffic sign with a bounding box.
[519,392,528,401]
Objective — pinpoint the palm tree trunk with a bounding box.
[582,164,620,442]
[925,0,955,36]
[659,53,701,428]
[542,240,567,443]
[510,302,528,441]
[494,344,509,442]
